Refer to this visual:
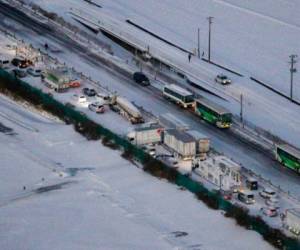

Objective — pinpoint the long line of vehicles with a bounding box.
[2,50,300,174]
[160,81,300,174]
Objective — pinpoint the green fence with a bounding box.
[0,68,299,249]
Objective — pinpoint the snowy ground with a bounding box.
[21,0,300,149]
[0,94,275,250]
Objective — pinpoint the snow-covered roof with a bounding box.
[164,84,193,97]
[277,144,300,159]
[239,190,254,196]
[165,129,195,143]
[195,96,231,116]
[214,156,241,170]
[134,123,162,132]
[186,130,209,140]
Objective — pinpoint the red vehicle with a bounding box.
[68,80,81,88]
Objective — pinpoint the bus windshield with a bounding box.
[220,113,232,123]
[185,95,194,103]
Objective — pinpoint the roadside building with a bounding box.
[194,155,242,191]
[284,209,300,236]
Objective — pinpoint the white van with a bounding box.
[238,190,255,204]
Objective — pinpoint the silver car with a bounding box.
[215,74,231,85]
[259,188,277,199]
[88,102,105,113]
[27,68,42,77]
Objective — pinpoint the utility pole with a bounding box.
[207,16,214,62]
[197,28,200,59]
[219,174,223,191]
[289,54,297,100]
[240,93,244,127]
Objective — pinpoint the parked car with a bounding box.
[221,190,232,200]
[0,59,10,69]
[143,144,156,156]
[73,94,87,104]
[12,69,27,78]
[261,206,278,217]
[82,87,96,97]
[96,92,110,101]
[259,188,277,199]
[237,190,255,204]
[27,68,42,77]
[215,74,231,85]
[133,72,150,86]
[68,79,81,88]
[246,178,258,190]
[11,58,32,68]
[11,58,22,67]
[88,102,105,113]
[265,197,280,209]
[6,44,17,50]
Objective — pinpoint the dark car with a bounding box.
[133,72,150,86]
[11,58,23,67]
[11,58,32,68]
[82,87,96,97]
[12,69,27,78]
[246,178,258,190]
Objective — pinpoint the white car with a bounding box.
[215,74,231,85]
[27,68,42,77]
[73,94,87,103]
[88,102,105,113]
[259,188,277,199]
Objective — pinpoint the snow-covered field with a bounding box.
[0,94,275,250]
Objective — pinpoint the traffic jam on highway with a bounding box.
[1,29,300,238]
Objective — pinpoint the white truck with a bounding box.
[127,124,163,145]
[111,96,144,124]
[163,129,210,160]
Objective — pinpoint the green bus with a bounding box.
[163,84,195,108]
[194,97,232,128]
[276,144,300,173]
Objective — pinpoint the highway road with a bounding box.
[0,1,299,198]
